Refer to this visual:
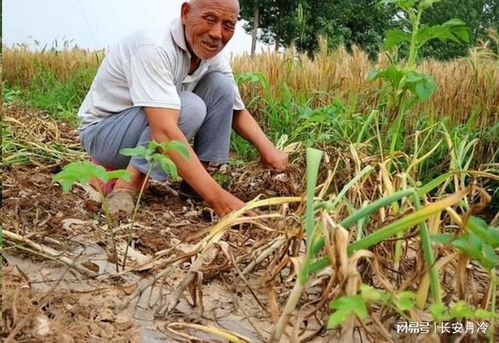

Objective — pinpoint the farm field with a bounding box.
[2,30,499,343]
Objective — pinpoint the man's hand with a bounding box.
[232,109,289,171]
[145,107,247,218]
[261,147,288,170]
[206,188,246,218]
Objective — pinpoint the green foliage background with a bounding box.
[239,0,499,59]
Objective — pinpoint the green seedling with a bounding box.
[120,140,189,180]
[119,140,189,269]
[328,295,369,328]
[328,286,414,328]
[53,140,188,271]
[53,161,130,193]
[53,161,131,271]
[429,301,497,322]
[329,285,496,329]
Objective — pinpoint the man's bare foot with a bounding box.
[106,189,135,216]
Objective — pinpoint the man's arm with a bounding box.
[145,107,245,217]
[232,109,288,170]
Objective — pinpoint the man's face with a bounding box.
[181,0,238,60]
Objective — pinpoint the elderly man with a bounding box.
[77,0,288,217]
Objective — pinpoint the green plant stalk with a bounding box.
[388,4,423,155]
[122,167,152,271]
[391,184,407,270]
[389,89,409,155]
[410,193,441,305]
[356,110,378,144]
[341,189,415,228]
[310,189,419,262]
[488,269,496,342]
[407,9,423,69]
[348,187,470,255]
[300,148,323,284]
[270,148,322,343]
[393,233,404,270]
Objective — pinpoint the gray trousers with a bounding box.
[79,72,235,181]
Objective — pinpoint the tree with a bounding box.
[239,0,395,58]
[309,0,395,57]
[239,0,302,53]
[420,0,499,59]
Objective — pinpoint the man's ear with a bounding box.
[180,2,191,25]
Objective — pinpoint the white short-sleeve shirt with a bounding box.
[78,18,245,130]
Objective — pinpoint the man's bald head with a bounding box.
[189,0,240,14]
[181,0,239,60]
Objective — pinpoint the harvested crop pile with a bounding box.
[3,104,84,166]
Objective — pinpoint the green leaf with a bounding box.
[414,77,436,101]
[164,140,189,159]
[467,216,499,248]
[328,295,368,328]
[415,172,452,197]
[155,156,179,179]
[452,235,481,260]
[442,19,469,42]
[327,309,349,328]
[367,66,407,89]
[53,161,110,192]
[360,285,389,303]
[415,19,469,48]
[120,146,147,157]
[481,244,499,270]
[395,291,415,310]
[430,233,454,245]
[367,69,381,82]
[429,303,449,321]
[449,301,474,319]
[307,256,331,274]
[384,29,410,50]
[450,231,499,270]
[378,0,414,11]
[88,164,109,182]
[310,237,325,256]
[341,189,415,229]
[348,187,470,254]
[474,309,497,320]
[418,0,440,10]
[405,72,436,101]
[396,0,415,12]
[107,170,131,182]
